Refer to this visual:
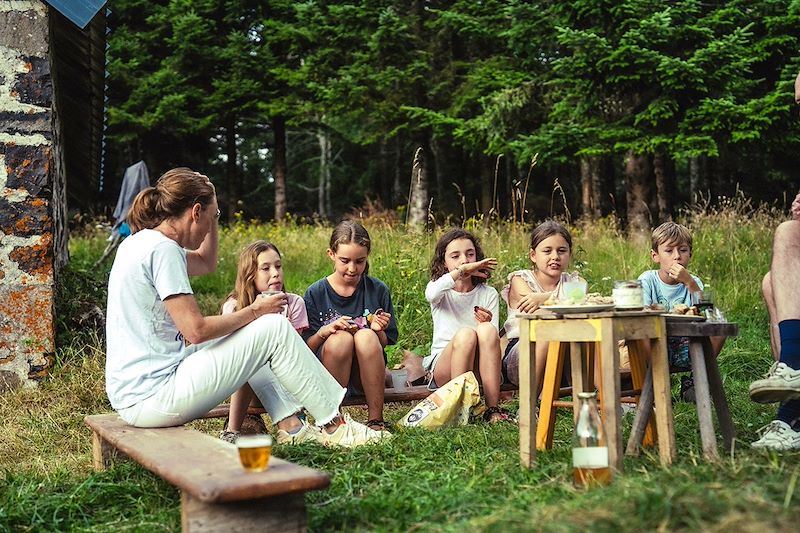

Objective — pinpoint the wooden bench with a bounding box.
[85,413,330,532]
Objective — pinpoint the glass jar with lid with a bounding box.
[612,280,643,309]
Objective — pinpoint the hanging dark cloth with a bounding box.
[111,160,150,237]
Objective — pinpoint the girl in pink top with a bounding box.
[220,241,320,444]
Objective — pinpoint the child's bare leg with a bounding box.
[432,329,478,387]
[475,322,502,408]
[228,383,255,432]
[320,333,356,386]
[763,272,780,361]
[353,329,386,423]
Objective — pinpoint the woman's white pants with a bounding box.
[117,314,345,427]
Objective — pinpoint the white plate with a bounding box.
[540,303,616,314]
[663,313,705,321]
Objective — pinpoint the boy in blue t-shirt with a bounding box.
[638,222,725,401]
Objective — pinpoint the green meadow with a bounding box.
[1,202,798,532]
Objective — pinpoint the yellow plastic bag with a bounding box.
[398,371,481,429]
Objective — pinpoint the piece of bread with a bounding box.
[672,303,690,315]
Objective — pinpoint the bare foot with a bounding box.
[402,350,428,386]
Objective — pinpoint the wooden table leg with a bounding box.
[650,328,676,465]
[703,338,735,452]
[599,320,622,472]
[689,339,718,460]
[625,366,654,456]
[519,319,537,468]
[628,340,657,447]
[536,342,565,450]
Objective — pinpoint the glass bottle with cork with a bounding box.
[572,391,612,487]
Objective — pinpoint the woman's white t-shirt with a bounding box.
[105,229,193,410]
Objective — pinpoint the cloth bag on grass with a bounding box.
[398,371,481,429]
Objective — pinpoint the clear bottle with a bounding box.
[572,391,612,487]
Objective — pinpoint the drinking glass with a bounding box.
[560,272,588,304]
[691,290,716,320]
[237,434,273,472]
[261,291,288,316]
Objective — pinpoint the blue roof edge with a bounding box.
[44,0,107,29]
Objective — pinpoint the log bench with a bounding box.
[201,371,521,420]
[85,413,330,532]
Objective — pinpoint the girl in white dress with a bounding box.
[424,228,511,423]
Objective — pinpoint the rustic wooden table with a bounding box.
[516,309,675,471]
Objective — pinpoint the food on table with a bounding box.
[585,292,613,305]
[671,303,700,316]
[542,292,613,307]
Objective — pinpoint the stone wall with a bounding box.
[0,1,60,390]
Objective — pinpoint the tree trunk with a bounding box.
[379,138,390,208]
[430,138,446,214]
[580,156,602,218]
[272,116,287,221]
[393,135,404,206]
[504,153,513,218]
[225,117,238,220]
[407,147,428,227]
[317,128,332,218]
[689,156,701,204]
[624,150,652,240]
[480,156,492,220]
[653,150,674,222]
[709,146,726,201]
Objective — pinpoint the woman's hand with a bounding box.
[473,306,492,323]
[458,257,498,279]
[369,309,391,332]
[196,171,216,195]
[250,292,288,317]
[791,192,800,220]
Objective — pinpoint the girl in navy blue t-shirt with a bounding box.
[303,220,398,433]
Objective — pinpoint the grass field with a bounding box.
[1,203,798,532]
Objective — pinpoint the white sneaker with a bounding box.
[751,420,800,451]
[321,414,391,448]
[749,362,800,403]
[218,430,239,444]
[276,419,326,445]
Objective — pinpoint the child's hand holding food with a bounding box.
[321,315,357,338]
[667,263,693,286]
[369,309,391,331]
[473,305,492,323]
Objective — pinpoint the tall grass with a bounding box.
[1,204,796,532]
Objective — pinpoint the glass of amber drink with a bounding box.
[236,434,273,472]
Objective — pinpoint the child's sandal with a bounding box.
[367,419,389,432]
[483,406,515,424]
